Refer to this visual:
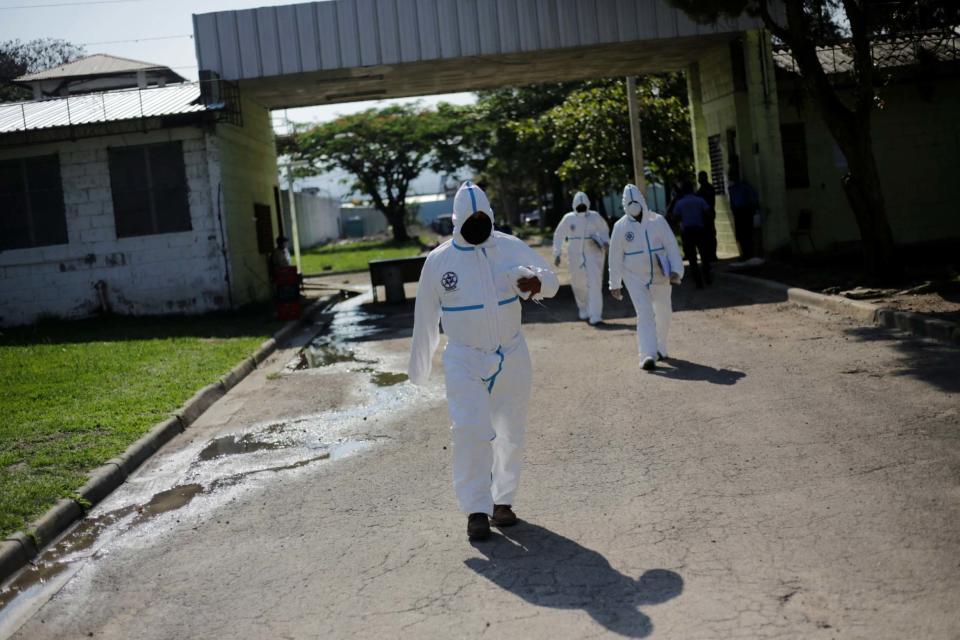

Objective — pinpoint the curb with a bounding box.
[0,295,334,585]
[719,272,960,345]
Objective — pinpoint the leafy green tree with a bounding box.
[0,39,85,103]
[536,76,693,204]
[287,104,464,242]
[460,83,577,226]
[666,0,959,279]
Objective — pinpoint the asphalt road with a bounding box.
[2,277,958,640]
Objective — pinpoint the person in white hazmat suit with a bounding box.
[609,184,684,371]
[408,181,559,541]
[552,192,610,324]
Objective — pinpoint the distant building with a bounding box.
[0,55,282,326]
[280,188,341,248]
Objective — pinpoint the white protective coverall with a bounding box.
[408,182,559,516]
[609,185,684,361]
[552,192,610,323]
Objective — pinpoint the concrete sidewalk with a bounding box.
[2,278,958,639]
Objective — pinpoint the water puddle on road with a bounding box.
[198,433,287,461]
[0,435,374,633]
[0,290,427,636]
[290,292,409,388]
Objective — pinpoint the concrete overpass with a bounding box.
[192,0,761,109]
[191,0,789,256]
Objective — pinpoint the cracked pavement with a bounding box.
[2,276,959,639]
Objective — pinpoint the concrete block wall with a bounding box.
[0,126,228,327]
[690,44,741,257]
[213,97,280,306]
[689,30,789,257]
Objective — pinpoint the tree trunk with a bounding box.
[796,74,899,280]
[384,208,410,243]
[835,128,899,280]
[759,0,901,282]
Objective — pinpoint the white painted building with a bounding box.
[280,188,341,248]
[0,56,282,327]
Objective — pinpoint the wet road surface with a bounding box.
[2,278,959,639]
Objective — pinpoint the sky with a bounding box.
[1,0,476,196]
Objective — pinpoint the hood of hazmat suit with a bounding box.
[408,181,560,386]
[572,191,590,214]
[622,183,647,219]
[452,181,493,246]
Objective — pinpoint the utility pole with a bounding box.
[282,109,303,274]
[626,76,646,193]
[285,164,302,274]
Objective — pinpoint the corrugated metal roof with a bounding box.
[15,53,177,82]
[193,0,760,81]
[0,83,211,134]
[773,34,960,75]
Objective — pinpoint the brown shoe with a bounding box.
[491,504,518,527]
[467,513,491,540]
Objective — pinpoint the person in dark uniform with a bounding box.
[727,169,759,260]
[671,181,713,289]
[696,171,717,262]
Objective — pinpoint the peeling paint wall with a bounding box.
[0,126,229,327]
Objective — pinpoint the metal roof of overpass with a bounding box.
[193,0,760,109]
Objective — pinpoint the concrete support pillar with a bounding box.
[626,76,646,192]
[742,29,790,254]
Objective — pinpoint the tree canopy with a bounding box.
[0,39,85,103]
[286,76,696,235]
[285,103,464,242]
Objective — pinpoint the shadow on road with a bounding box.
[649,358,746,385]
[842,325,960,393]
[465,522,683,638]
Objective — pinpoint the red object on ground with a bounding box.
[272,266,299,286]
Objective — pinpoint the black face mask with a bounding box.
[575,204,587,213]
[460,213,492,245]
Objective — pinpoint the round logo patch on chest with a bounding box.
[441,271,459,291]
[570,223,577,232]
[625,231,636,242]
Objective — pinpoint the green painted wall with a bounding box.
[689,30,790,258]
[777,75,960,250]
[210,97,279,306]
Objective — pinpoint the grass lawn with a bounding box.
[0,308,281,538]
[299,238,423,274]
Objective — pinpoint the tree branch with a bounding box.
[758,0,792,42]
[841,0,875,117]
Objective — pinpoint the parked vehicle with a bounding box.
[431,213,454,236]
[520,210,541,226]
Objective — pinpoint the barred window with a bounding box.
[708,134,726,195]
[108,141,191,238]
[0,154,68,251]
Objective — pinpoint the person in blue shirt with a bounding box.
[671,181,713,288]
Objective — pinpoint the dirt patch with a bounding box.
[728,258,960,324]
